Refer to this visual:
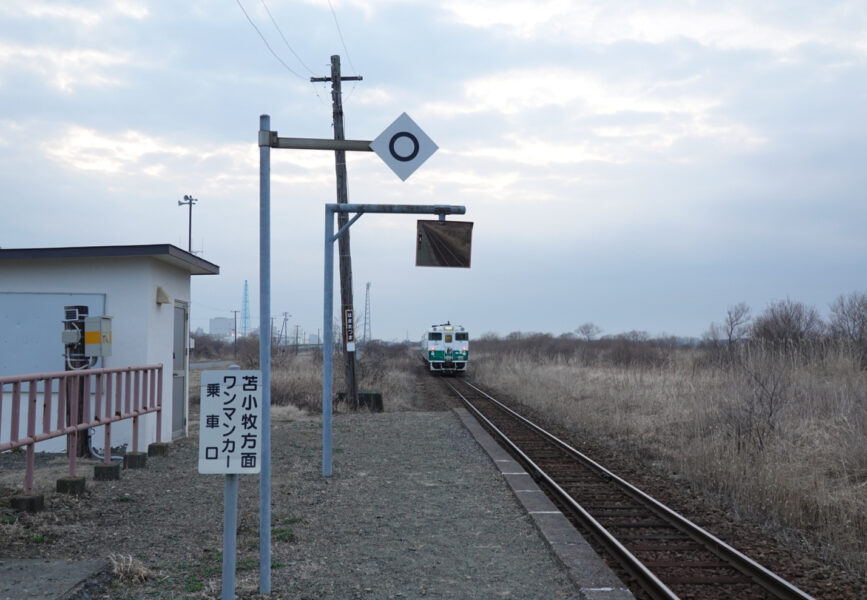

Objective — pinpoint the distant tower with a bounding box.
[242,280,250,336]
[362,282,372,343]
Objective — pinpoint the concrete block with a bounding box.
[147,442,170,457]
[56,476,86,495]
[9,495,45,513]
[93,462,122,481]
[123,452,147,469]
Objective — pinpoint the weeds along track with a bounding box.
[443,378,816,600]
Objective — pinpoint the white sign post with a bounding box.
[199,370,263,474]
[198,369,262,600]
[370,112,438,181]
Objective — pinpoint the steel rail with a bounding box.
[445,379,678,600]
[451,379,817,600]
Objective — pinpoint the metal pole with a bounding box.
[188,200,193,252]
[322,205,334,477]
[222,473,239,599]
[320,203,464,477]
[258,114,272,594]
[179,195,197,253]
[222,363,241,600]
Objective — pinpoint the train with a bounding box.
[421,322,469,374]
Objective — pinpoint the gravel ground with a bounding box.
[1,405,580,599]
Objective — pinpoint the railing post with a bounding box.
[82,374,92,424]
[57,375,67,432]
[124,370,131,415]
[155,366,163,443]
[68,374,78,478]
[104,374,113,464]
[132,370,141,453]
[10,382,21,444]
[148,368,155,443]
[25,383,37,495]
[42,378,52,435]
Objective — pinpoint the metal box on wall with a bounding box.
[84,316,112,357]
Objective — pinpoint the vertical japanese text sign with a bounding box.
[198,371,263,474]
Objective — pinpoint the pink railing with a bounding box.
[0,364,163,495]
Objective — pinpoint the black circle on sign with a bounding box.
[389,132,419,162]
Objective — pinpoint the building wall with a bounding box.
[0,256,191,450]
[209,316,233,336]
[0,292,106,374]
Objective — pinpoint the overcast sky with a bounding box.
[1,1,865,342]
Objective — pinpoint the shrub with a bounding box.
[751,298,824,347]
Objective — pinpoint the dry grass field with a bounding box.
[199,333,867,579]
[232,342,422,414]
[470,343,867,579]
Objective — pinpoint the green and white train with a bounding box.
[421,322,469,374]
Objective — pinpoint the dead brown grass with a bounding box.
[471,346,867,577]
[108,553,152,583]
[267,344,419,413]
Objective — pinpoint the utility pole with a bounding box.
[178,195,197,253]
[231,310,239,359]
[311,55,362,408]
[278,312,289,346]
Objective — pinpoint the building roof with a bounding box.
[0,244,219,275]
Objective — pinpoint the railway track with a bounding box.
[444,378,817,600]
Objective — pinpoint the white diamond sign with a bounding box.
[370,113,438,181]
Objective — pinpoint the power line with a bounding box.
[235,0,307,80]
[327,0,357,76]
[258,0,316,76]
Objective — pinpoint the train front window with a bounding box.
[456,333,468,341]
[445,334,453,343]
[428,332,442,341]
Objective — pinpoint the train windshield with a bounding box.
[456,333,468,341]
[428,332,442,341]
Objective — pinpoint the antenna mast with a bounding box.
[242,280,250,336]
[362,282,372,343]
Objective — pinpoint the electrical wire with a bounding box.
[235,0,307,80]
[326,0,357,75]
[259,0,316,76]
[325,0,361,102]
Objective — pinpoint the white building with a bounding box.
[0,244,219,451]
[209,316,233,337]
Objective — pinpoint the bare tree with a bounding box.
[704,303,752,350]
[575,322,602,341]
[751,298,824,346]
[724,302,752,346]
[829,291,867,361]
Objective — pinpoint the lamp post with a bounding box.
[178,194,198,252]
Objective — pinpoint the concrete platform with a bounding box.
[0,408,634,599]
[454,407,635,600]
[0,558,106,600]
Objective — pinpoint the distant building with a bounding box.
[210,317,233,336]
[308,333,320,345]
